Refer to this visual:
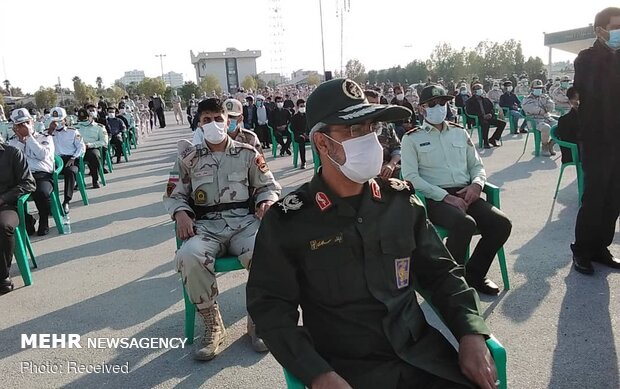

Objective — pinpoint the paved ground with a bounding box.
[1,113,618,389]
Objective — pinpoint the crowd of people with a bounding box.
[0,96,151,294]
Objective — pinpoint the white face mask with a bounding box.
[424,104,447,125]
[396,93,405,100]
[108,113,115,118]
[202,120,227,144]
[276,102,284,109]
[507,86,513,92]
[298,107,306,113]
[325,132,383,184]
[474,89,484,96]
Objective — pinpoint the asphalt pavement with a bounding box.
[0,113,618,389]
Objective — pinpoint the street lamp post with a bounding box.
[155,54,166,83]
[319,0,326,77]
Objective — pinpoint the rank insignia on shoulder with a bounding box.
[255,154,269,173]
[315,192,332,211]
[279,194,303,213]
[310,232,344,251]
[404,127,420,136]
[369,179,382,200]
[388,178,411,192]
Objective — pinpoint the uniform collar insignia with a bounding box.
[279,194,303,213]
[315,192,332,211]
[369,179,382,201]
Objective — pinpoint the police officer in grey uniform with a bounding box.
[401,85,512,296]
[163,98,281,361]
[192,98,263,154]
[8,109,55,236]
[76,108,108,188]
[48,107,86,214]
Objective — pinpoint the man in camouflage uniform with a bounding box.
[76,108,109,188]
[364,90,401,178]
[163,98,281,361]
[550,75,572,113]
[171,90,184,125]
[192,99,262,154]
[522,79,557,156]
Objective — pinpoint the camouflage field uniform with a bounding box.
[163,138,280,310]
[377,123,402,178]
[522,93,557,145]
[551,87,571,112]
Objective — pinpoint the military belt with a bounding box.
[195,200,251,218]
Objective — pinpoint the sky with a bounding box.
[0,0,610,94]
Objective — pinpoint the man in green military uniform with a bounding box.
[76,109,109,188]
[247,79,498,389]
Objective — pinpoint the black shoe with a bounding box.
[279,150,285,157]
[519,128,528,134]
[25,215,36,236]
[466,276,500,295]
[285,149,292,156]
[300,163,306,169]
[592,250,620,269]
[37,226,50,236]
[103,168,109,174]
[489,139,500,147]
[572,253,594,275]
[116,158,121,164]
[92,182,101,189]
[63,202,70,215]
[0,278,14,295]
[483,143,491,149]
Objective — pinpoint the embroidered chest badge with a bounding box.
[395,257,410,289]
[280,194,303,213]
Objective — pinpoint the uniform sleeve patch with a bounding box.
[168,172,180,182]
[166,183,176,197]
[256,155,269,173]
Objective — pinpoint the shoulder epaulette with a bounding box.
[375,177,415,194]
[404,126,421,136]
[447,121,464,128]
[273,190,310,217]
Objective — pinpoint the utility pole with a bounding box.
[337,0,350,77]
[58,76,63,107]
[319,0,326,76]
[155,54,166,83]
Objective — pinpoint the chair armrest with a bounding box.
[482,183,500,209]
[17,194,31,229]
[486,335,508,389]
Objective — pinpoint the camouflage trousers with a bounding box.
[176,215,259,310]
[533,118,557,144]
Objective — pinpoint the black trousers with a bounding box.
[573,142,620,257]
[481,118,506,143]
[110,134,123,161]
[255,124,269,146]
[426,189,512,280]
[295,134,308,163]
[156,108,165,128]
[60,155,78,204]
[274,126,291,151]
[31,172,53,228]
[0,206,18,279]
[84,148,101,183]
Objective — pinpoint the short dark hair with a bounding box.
[594,7,620,28]
[86,104,97,110]
[77,108,89,121]
[566,87,579,100]
[246,96,254,102]
[363,90,379,99]
[197,98,224,117]
[296,99,305,106]
[275,96,283,102]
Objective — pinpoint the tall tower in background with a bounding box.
[269,0,286,78]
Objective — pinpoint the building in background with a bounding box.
[544,26,595,79]
[290,70,324,85]
[163,71,183,88]
[118,70,146,86]
[257,71,287,86]
[190,48,261,93]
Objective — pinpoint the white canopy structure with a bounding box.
[544,26,596,76]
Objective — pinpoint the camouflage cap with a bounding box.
[419,84,454,105]
[531,79,544,88]
[223,98,243,117]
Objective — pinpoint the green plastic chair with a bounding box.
[288,125,314,168]
[463,108,484,148]
[16,194,38,269]
[14,194,35,285]
[109,137,129,163]
[267,125,279,158]
[174,228,245,344]
[57,154,89,206]
[501,107,519,134]
[19,156,65,237]
[122,132,131,156]
[413,183,510,290]
[102,146,113,173]
[522,117,542,157]
[129,127,138,149]
[79,150,106,187]
[549,125,583,204]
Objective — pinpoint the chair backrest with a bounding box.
[549,125,580,164]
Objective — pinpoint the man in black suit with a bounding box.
[570,7,620,274]
[465,84,506,148]
[243,96,257,131]
[555,87,580,164]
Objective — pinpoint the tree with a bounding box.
[9,87,23,96]
[345,59,366,84]
[163,86,173,106]
[137,77,166,98]
[3,80,10,94]
[179,81,201,102]
[125,82,139,97]
[267,80,277,89]
[103,86,126,105]
[241,75,257,91]
[307,73,321,86]
[523,56,546,82]
[199,74,222,95]
[252,75,266,89]
[96,76,103,90]
[34,87,58,109]
[73,76,97,105]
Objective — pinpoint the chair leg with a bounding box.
[183,284,196,344]
[554,164,567,199]
[14,228,33,286]
[77,173,89,205]
[534,130,541,157]
[51,192,65,234]
[105,150,114,172]
[477,127,483,149]
[497,247,510,290]
[98,157,107,186]
[293,143,299,168]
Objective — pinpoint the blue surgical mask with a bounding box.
[560,82,569,88]
[227,119,238,133]
[475,89,484,96]
[257,101,263,107]
[532,89,543,96]
[605,28,620,50]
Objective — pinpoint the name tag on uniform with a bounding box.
[419,142,431,147]
[395,257,410,289]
